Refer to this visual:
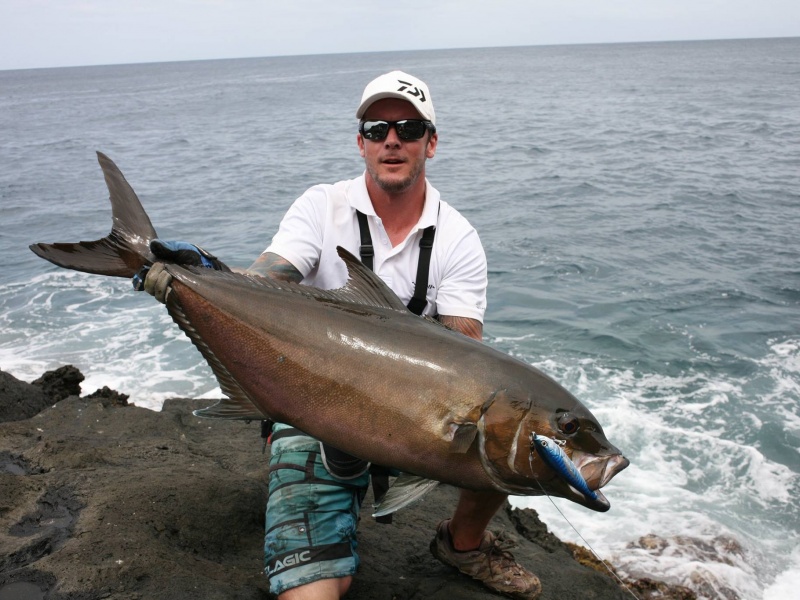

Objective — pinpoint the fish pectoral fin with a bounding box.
[193,397,267,421]
[449,422,478,453]
[372,474,439,518]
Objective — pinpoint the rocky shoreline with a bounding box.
[1,366,694,599]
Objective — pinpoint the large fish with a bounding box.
[31,152,629,513]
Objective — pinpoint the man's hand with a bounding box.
[149,240,230,270]
[140,261,173,303]
[133,239,230,304]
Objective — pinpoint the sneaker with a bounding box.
[430,519,542,599]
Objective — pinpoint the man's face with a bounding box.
[357,98,438,195]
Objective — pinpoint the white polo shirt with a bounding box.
[265,174,487,322]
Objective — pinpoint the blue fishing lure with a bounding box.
[532,433,598,502]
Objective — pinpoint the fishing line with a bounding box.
[528,446,641,600]
[538,487,641,600]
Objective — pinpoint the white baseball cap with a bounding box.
[356,70,436,125]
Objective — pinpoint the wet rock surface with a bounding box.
[1,367,693,599]
[0,371,50,423]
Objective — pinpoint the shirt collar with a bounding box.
[352,172,440,231]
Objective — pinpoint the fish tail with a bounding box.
[29,152,158,278]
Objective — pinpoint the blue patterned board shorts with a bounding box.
[264,424,370,596]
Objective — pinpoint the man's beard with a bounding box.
[369,158,425,195]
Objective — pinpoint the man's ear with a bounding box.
[357,133,366,158]
[426,132,438,159]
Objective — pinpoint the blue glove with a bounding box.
[150,239,229,270]
[133,239,230,292]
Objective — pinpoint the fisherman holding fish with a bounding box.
[31,65,630,599]
[143,71,543,600]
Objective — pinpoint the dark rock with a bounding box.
[32,365,84,402]
[1,366,86,423]
[566,544,697,600]
[506,501,568,553]
[0,370,50,423]
[627,577,697,600]
[85,386,129,407]
[0,368,692,600]
[626,534,742,599]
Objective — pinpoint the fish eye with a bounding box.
[557,413,580,435]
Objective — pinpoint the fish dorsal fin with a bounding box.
[372,474,440,518]
[163,291,269,421]
[335,246,409,312]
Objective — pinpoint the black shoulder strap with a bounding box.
[406,224,436,316]
[355,209,436,316]
[355,210,374,271]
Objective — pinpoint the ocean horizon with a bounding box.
[2,34,797,72]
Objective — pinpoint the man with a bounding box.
[145,71,540,600]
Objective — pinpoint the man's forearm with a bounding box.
[437,314,483,341]
[246,252,303,283]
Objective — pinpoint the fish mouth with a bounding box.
[573,451,630,490]
[555,451,628,512]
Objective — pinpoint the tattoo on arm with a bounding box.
[437,314,483,341]
[246,252,303,283]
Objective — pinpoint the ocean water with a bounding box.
[1,38,799,599]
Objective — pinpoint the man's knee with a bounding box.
[277,576,352,600]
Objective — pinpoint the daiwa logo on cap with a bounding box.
[356,70,436,125]
[396,79,427,103]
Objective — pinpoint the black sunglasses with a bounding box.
[359,119,435,142]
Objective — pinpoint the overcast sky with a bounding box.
[1,0,798,71]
